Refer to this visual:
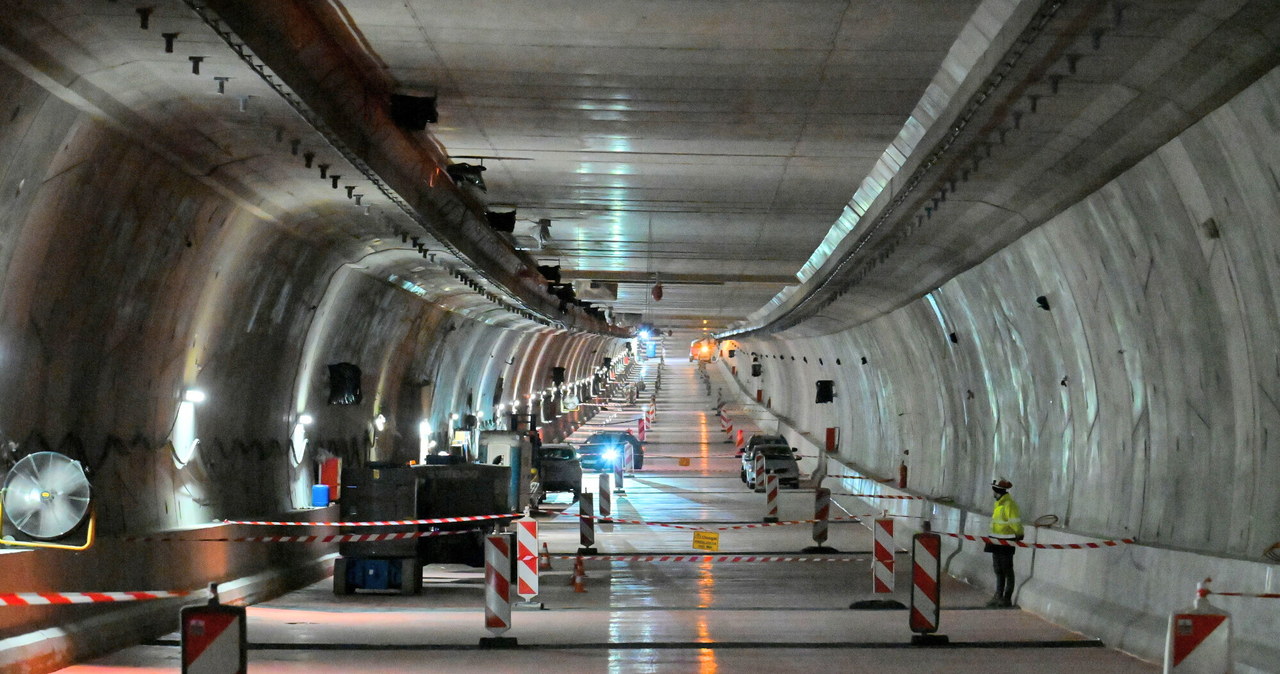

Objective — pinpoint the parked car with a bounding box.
[740,433,787,457]
[578,431,644,473]
[533,443,582,503]
[741,443,800,490]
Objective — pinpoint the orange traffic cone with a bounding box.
[539,543,554,571]
[571,557,587,593]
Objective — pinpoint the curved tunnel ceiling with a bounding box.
[4,0,1276,340]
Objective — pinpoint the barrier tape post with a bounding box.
[578,492,597,554]
[480,533,516,647]
[764,474,779,523]
[908,526,948,644]
[598,473,612,525]
[753,453,766,492]
[802,487,838,553]
[1164,578,1231,672]
[873,516,895,594]
[515,517,539,603]
[181,583,246,674]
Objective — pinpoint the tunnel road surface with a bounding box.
[61,357,1155,673]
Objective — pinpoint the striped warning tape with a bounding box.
[0,590,192,606]
[828,475,894,481]
[221,513,519,527]
[830,493,925,500]
[550,555,856,563]
[1207,591,1280,598]
[592,515,875,532]
[940,532,1135,549]
[120,529,477,544]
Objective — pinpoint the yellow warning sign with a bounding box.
[692,530,720,552]
[678,457,691,466]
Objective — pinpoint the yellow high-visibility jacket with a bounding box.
[991,493,1024,539]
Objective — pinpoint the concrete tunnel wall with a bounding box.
[0,59,620,663]
[729,62,1280,667]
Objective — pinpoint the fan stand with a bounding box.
[0,499,97,551]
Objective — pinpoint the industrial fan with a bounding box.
[0,451,96,550]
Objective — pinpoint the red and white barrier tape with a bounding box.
[120,529,477,544]
[828,475,894,482]
[830,493,924,500]
[551,555,855,563]
[221,513,520,527]
[941,532,1135,549]
[0,590,192,606]
[1207,591,1280,598]
[592,515,874,532]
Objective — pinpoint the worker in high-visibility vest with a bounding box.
[985,477,1023,607]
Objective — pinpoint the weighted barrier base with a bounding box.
[578,547,598,554]
[763,517,779,523]
[849,598,907,610]
[910,633,950,645]
[802,545,840,553]
[479,637,519,648]
[513,601,546,611]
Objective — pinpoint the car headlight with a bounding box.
[602,448,619,461]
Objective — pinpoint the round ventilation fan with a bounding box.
[2,452,92,539]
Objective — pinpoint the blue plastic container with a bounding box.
[310,484,330,507]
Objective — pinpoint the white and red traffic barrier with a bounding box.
[181,583,245,674]
[221,513,519,527]
[812,488,831,546]
[909,530,947,643]
[0,590,192,606]
[1165,578,1231,673]
[873,517,895,594]
[484,533,513,638]
[515,518,539,601]
[598,473,612,521]
[753,453,765,492]
[578,492,596,553]
[764,474,779,523]
[552,555,855,563]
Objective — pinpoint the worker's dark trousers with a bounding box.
[991,547,1016,602]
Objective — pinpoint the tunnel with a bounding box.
[1,1,1278,672]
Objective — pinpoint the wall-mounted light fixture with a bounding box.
[374,414,387,432]
[183,389,207,403]
[298,413,314,425]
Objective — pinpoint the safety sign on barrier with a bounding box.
[909,531,947,643]
[1164,579,1232,673]
[515,518,538,601]
[484,533,513,637]
[578,493,596,553]
[873,518,895,594]
[764,474,779,523]
[181,585,245,674]
[692,531,720,552]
